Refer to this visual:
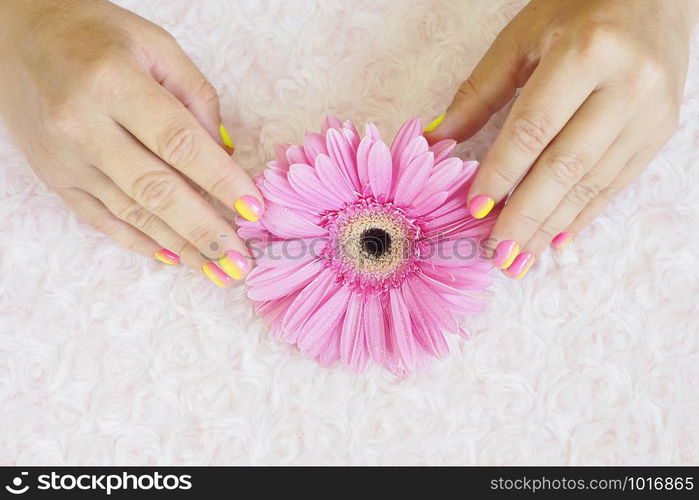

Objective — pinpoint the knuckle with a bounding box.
[458,76,496,114]
[131,171,177,212]
[512,210,542,229]
[567,181,603,207]
[172,240,190,257]
[89,213,120,237]
[637,58,665,84]
[197,80,219,107]
[627,58,666,97]
[207,170,237,197]
[601,184,623,201]
[489,165,522,186]
[533,224,558,241]
[574,23,627,61]
[157,123,200,166]
[83,54,123,92]
[509,111,552,155]
[48,104,83,138]
[119,203,152,230]
[544,151,587,186]
[187,222,219,251]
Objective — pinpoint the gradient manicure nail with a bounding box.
[218,250,250,280]
[505,252,535,280]
[202,262,233,287]
[234,195,263,222]
[154,248,180,265]
[551,232,573,249]
[468,194,495,219]
[423,114,445,133]
[492,240,520,269]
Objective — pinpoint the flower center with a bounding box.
[360,227,391,259]
[320,198,422,292]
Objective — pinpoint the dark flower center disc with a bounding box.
[360,227,391,259]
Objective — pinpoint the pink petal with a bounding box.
[254,239,318,272]
[303,132,327,164]
[274,143,292,165]
[409,191,449,217]
[261,170,322,212]
[315,154,356,203]
[406,277,457,341]
[420,264,493,291]
[430,139,456,163]
[365,123,381,141]
[286,145,309,165]
[356,136,374,191]
[394,151,434,207]
[297,285,351,352]
[288,163,346,210]
[260,202,325,239]
[402,282,448,357]
[322,116,344,135]
[389,288,417,370]
[280,270,337,341]
[247,259,323,301]
[367,141,393,200]
[315,327,341,366]
[340,293,366,370]
[427,157,463,192]
[326,128,360,190]
[390,117,422,164]
[397,136,429,178]
[364,293,386,364]
[342,120,360,150]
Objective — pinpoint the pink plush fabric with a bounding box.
[0,0,698,465]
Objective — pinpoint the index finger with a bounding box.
[107,66,263,222]
[466,46,599,219]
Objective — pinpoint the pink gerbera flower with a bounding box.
[238,117,497,374]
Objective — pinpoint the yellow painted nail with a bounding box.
[154,249,180,265]
[219,123,234,150]
[469,195,495,220]
[423,114,445,133]
[234,195,262,222]
[218,250,250,280]
[202,262,232,287]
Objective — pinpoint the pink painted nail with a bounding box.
[492,240,520,269]
[234,195,264,222]
[468,194,495,219]
[218,250,251,280]
[505,252,535,280]
[155,248,180,265]
[202,262,233,287]
[551,232,573,249]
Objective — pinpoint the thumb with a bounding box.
[424,30,527,144]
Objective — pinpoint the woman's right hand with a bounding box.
[0,0,261,287]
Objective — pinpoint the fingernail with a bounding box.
[234,195,263,222]
[505,252,535,280]
[492,240,520,269]
[219,123,234,151]
[551,231,573,249]
[468,194,495,219]
[423,114,445,133]
[154,248,180,265]
[218,250,250,280]
[202,262,233,287]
